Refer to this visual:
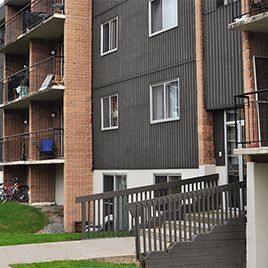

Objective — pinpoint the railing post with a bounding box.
[81,202,87,240]
[135,203,141,261]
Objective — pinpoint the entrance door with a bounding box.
[225,111,245,183]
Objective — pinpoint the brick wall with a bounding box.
[29,39,54,92]
[195,0,215,166]
[29,101,62,160]
[5,5,23,45]
[4,165,28,185]
[4,54,27,102]
[3,110,29,162]
[31,0,54,14]
[28,165,55,203]
[63,0,92,232]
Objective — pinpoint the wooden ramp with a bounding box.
[144,217,246,268]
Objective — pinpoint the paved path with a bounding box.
[0,237,135,268]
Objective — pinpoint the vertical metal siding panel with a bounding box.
[93,0,198,170]
[204,1,243,110]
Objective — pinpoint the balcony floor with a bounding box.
[234,147,268,155]
[0,14,65,55]
[0,158,65,166]
[228,12,268,33]
[0,85,64,110]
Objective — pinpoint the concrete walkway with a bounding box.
[0,237,136,268]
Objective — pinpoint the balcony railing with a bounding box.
[127,181,246,260]
[1,55,64,104]
[0,128,64,162]
[234,88,268,148]
[249,0,268,16]
[75,174,219,239]
[233,0,268,22]
[0,0,65,48]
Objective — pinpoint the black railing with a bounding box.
[249,0,268,15]
[0,128,64,162]
[75,174,219,240]
[127,182,247,260]
[0,0,64,48]
[0,55,64,103]
[234,88,268,147]
[233,0,268,21]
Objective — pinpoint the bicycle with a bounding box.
[0,177,29,203]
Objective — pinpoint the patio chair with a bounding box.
[38,139,55,158]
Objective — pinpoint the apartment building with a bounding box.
[0,0,92,232]
[92,0,244,194]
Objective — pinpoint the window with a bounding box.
[150,79,180,124]
[216,0,238,8]
[103,175,127,192]
[154,174,181,197]
[101,17,118,55]
[101,94,118,130]
[149,0,178,36]
[154,174,181,184]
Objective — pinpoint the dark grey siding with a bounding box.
[214,110,225,166]
[93,0,195,89]
[93,63,198,170]
[204,1,243,110]
[92,0,198,169]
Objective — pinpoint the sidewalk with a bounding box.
[0,237,135,268]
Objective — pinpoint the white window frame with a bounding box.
[154,173,182,184]
[148,0,178,37]
[150,78,180,124]
[101,16,119,56]
[101,94,119,131]
[103,173,128,191]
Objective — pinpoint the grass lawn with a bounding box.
[11,260,138,268]
[0,202,81,246]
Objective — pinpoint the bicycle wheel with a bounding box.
[16,187,29,202]
[0,188,7,203]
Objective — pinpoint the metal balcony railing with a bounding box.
[234,88,268,148]
[0,55,64,104]
[0,128,64,162]
[0,0,65,48]
[75,174,219,240]
[127,181,246,260]
[249,0,268,15]
[233,0,268,22]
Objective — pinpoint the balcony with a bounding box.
[234,89,268,155]
[228,0,268,33]
[0,55,64,109]
[0,128,64,165]
[0,0,65,55]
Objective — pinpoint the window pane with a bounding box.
[102,97,110,128]
[163,0,177,29]
[169,175,181,182]
[152,85,164,121]
[111,96,118,127]
[151,0,162,33]
[104,175,114,192]
[115,175,127,191]
[166,81,179,119]
[110,19,117,50]
[102,23,109,53]
[155,176,167,184]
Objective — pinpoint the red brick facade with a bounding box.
[63,0,92,232]
[195,0,215,166]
